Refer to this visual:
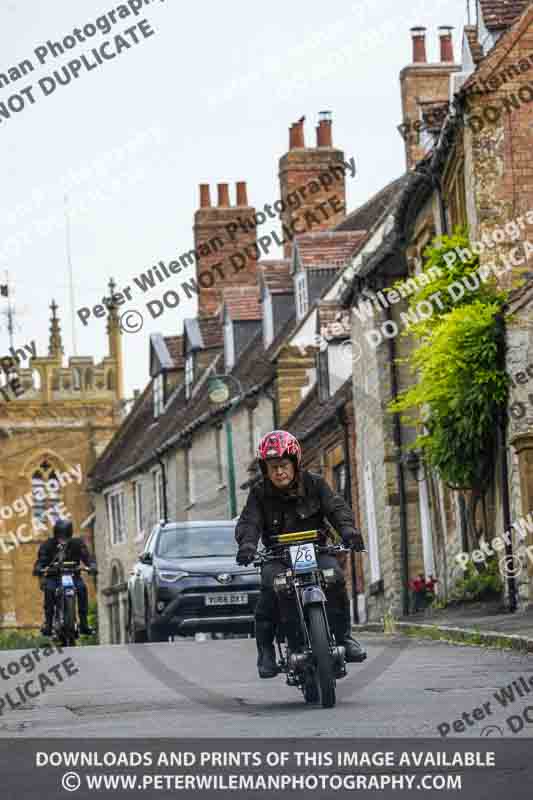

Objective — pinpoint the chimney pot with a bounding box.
[289,116,305,149]
[199,184,211,208]
[217,183,230,207]
[316,110,333,146]
[410,26,427,63]
[236,181,248,206]
[438,26,454,62]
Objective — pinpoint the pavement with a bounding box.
[354,601,533,652]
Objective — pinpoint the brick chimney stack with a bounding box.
[278,112,346,258]
[194,182,258,316]
[411,26,427,63]
[400,25,460,170]
[439,26,454,62]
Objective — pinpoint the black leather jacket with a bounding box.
[32,536,96,576]
[235,470,362,550]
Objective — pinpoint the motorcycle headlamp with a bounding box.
[158,570,189,583]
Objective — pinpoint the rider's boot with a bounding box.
[78,615,94,636]
[40,613,53,637]
[255,621,279,678]
[336,620,367,662]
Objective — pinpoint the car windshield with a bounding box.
[155,526,237,559]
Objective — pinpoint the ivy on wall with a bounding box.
[388,229,510,491]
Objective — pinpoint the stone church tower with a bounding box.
[0,284,124,631]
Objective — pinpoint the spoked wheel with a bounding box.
[63,597,77,647]
[307,605,336,708]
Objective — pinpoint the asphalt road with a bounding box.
[1,633,533,738]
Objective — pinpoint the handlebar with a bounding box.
[39,563,96,576]
[252,542,357,567]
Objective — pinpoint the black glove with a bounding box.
[236,543,257,566]
[342,531,365,551]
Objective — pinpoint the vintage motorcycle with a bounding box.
[40,544,93,647]
[254,530,356,709]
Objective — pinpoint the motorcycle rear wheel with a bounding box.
[307,605,336,709]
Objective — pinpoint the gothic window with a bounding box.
[32,461,62,526]
[72,368,82,391]
[107,370,115,391]
[32,369,42,390]
[85,368,93,389]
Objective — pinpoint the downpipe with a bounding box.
[386,305,410,617]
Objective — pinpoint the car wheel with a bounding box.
[128,597,147,644]
[145,596,168,643]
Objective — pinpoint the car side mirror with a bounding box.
[140,552,153,565]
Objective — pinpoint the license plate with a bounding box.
[290,543,318,572]
[62,575,74,588]
[205,593,248,606]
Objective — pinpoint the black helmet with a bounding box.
[53,518,73,539]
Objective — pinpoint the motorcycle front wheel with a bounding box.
[62,595,77,647]
[307,605,336,709]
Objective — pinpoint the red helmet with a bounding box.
[257,430,302,473]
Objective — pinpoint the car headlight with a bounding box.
[158,570,189,583]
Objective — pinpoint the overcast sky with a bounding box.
[1,0,466,398]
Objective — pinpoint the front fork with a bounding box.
[288,586,346,680]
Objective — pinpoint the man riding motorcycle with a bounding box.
[235,430,367,679]
[32,517,97,636]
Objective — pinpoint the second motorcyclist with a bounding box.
[33,517,97,636]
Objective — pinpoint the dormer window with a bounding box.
[295,272,308,319]
[185,353,194,400]
[224,316,235,371]
[317,348,330,402]
[263,293,274,348]
[153,373,164,418]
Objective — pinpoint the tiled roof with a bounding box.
[479,0,530,32]
[295,231,367,270]
[335,177,405,233]
[221,286,262,320]
[164,335,184,368]
[259,260,292,293]
[89,325,276,488]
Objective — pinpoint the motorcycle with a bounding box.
[40,545,93,647]
[254,530,356,709]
